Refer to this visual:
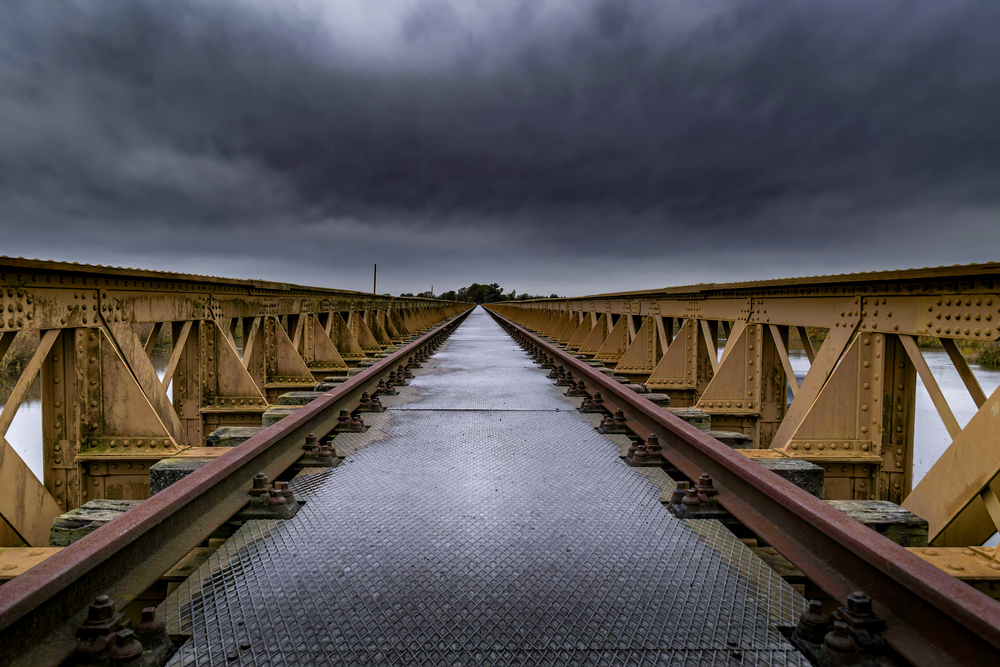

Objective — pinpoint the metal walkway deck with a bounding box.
[164,308,808,666]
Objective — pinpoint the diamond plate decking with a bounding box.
[164,308,808,666]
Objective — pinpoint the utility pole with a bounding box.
[373,263,377,294]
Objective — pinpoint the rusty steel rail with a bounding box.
[486,306,1000,667]
[0,308,472,666]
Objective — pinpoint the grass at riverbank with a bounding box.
[0,330,38,375]
[972,341,1000,366]
[916,336,1000,367]
[785,328,1000,368]
[135,323,172,357]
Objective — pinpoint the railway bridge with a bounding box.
[1,258,1000,665]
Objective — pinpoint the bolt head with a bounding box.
[846,591,872,615]
[88,595,115,621]
[109,628,143,660]
[800,599,829,628]
[824,621,857,652]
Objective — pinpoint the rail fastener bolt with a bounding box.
[108,628,143,665]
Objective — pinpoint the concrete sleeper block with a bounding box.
[705,430,753,449]
[667,408,711,431]
[206,426,266,447]
[262,406,299,426]
[277,391,324,406]
[149,458,215,495]
[50,500,142,547]
[826,500,929,547]
[755,458,825,499]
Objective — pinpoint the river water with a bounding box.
[2,348,997,501]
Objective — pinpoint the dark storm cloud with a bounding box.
[1,0,999,294]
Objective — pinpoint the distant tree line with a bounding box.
[400,283,561,303]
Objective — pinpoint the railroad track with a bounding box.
[2,259,1000,665]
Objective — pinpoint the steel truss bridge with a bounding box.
[0,258,998,665]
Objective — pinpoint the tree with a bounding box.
[399,292,414,297]
[420,282,555,303]
[465,283,486,303]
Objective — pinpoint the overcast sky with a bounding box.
[1,1,998,296]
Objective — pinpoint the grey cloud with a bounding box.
[1,0,999,295]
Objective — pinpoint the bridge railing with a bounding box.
[0,303,472,665]
[488,304,1000,667]
[488,263,1000,550]
[0,257,464,548]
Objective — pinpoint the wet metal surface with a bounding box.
[391,318,575,412]
[164,308,807,666]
